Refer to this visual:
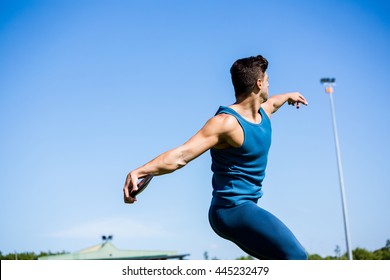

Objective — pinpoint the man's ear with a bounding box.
[255,79,262,90]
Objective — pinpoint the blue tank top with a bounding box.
[210,106,272,206]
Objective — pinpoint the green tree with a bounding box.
[352,248,378,260]
[373,239,390,260]
[236,255,254,260]
[0,250,69,260]
[0,251,37,260]
[308,254,323,260]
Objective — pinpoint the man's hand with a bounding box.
[287,92,308,109]
[123,171,139,204]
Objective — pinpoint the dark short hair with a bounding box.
[230,55,268,97]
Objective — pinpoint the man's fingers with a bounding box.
[123,175,131,197]
[299,95,308,105]
[123,184,137,203]
[123,184,134,204]
[124,195,137,204]
[123,185,130,198]
[124,195,136,204]
[123,172,139,204]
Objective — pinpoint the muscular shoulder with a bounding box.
[210,113,240,134]
[208,113,242,148]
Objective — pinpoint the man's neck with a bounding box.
[230,93,265,124]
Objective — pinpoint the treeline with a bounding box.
[308,240,390,260]
[0,251,69,260]
[2,240,389,260]
[239,240,390,260]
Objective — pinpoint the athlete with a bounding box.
[123,55,308,260]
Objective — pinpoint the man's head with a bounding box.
[230,55,269,99]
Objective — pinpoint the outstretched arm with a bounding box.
[123,114,233,203]
[262,92,308,116]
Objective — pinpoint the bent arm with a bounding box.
[262,92,308,116]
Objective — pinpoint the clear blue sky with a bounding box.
[1,0,389,259]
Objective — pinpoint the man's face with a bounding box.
[260,72,269,101]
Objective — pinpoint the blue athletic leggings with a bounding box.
[209,201,307,260]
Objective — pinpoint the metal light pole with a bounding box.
[320,78,353,260]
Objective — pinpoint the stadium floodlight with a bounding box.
[102,235,113,243]
[320,78,353,260]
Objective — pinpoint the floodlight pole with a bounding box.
[320,78,353,260]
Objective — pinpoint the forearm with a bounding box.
[124,147,187,203]
[268,93,293,112]
[133,147,187,177]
